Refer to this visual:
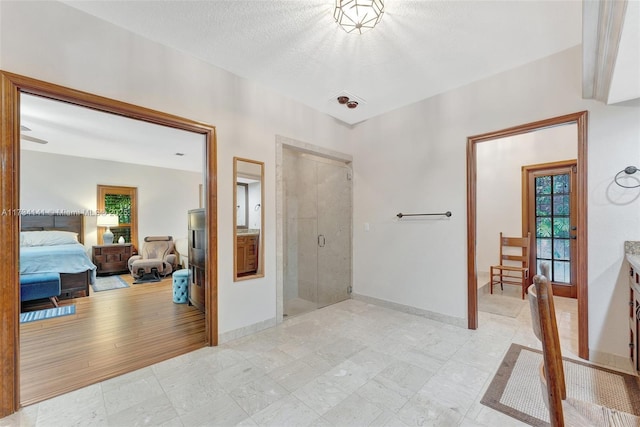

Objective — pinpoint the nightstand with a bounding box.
[92,244,133,276]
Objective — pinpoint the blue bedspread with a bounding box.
[20,243,97,284]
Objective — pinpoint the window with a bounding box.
[97,185,138,248]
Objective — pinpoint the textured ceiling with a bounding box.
[63,0,583,125]
[21,94,205,172]
[20,1,584,172]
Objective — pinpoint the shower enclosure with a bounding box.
[283,148,352,317]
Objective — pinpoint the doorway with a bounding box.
[19,94,209,406]
[0,71,218,416]
[523,161,578,298]
[276,137,353,320]
[467,111,589,360]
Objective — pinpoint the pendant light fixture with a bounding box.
[334,0,385,34]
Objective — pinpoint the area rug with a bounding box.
[481,344,640,426]
[92,275,130,292]
[478,285,527,318]
[20,304,76,323]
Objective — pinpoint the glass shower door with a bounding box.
[317,161,352,308]
[283,150,352,317]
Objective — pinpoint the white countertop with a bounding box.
[628,254,640,272]
[627,254,640,293]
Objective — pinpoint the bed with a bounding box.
[20,214,96,299]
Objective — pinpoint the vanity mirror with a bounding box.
[234,157,264,280]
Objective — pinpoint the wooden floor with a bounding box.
[19,274,206,407]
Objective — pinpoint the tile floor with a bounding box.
[478,284,528,318]
[283,297,317,318]
[0,296,625,426]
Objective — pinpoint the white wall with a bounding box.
[0,1,351,337]
[351,45,640,360]
[4,1,640,360]
[20,150,202,249]
[248,182,262,230]
[476,125,577,278]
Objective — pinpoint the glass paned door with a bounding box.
[525,161,577,298]
[535,174,571,283]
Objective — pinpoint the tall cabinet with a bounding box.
[188,208,206,312]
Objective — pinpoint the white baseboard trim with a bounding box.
[589,348,636,374]
[351,293,466,328]
[218,317,277,344]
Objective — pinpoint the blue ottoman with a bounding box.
[20,272,61,307]
[172,269,190,304]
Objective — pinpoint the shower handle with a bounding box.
[318,235,326,247]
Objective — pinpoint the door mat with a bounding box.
[481,343,640,426]
[478,286,526,318]
[92,275,130,292]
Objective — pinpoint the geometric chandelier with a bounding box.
[334,0,385,35]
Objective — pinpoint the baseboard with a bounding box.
[218,317,277,344]
[351,293,466,328]
[589,348,637,374]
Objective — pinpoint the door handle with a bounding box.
[318,235,326,247]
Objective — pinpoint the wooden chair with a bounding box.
[528,269,640,427]
[490,232,531,299]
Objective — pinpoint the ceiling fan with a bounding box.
[20,125,49,145]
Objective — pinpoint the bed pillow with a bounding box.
[20,230,79,247]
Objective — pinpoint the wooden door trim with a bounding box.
[0,72,21,418]
[466,111,588,360]
[0,70,218,418]
[522,161,577,298]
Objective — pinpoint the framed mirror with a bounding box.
[233,157,264,280]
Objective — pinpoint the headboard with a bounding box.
[20,214,85,244]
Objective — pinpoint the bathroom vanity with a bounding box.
[626,242,640,372]
[236,230,259,276]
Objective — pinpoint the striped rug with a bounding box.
[20,304,76,323]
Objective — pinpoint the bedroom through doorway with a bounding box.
[18,92,210,406]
